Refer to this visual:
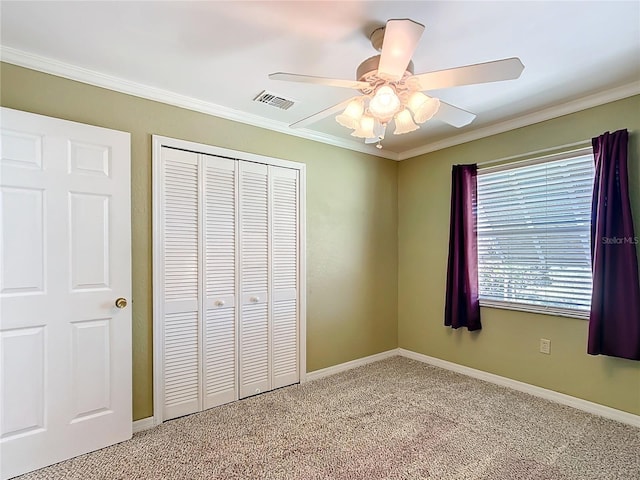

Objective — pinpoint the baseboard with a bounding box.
[135,348,638,429]
[132,417,156,433]
[305,348,400,382]
[398,348,640,428]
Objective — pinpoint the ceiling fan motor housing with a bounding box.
[369,26,386,51]
[356,55,415,84]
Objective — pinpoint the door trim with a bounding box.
[151,135,306,426]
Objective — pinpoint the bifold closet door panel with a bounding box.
[161,148,200,420]
[157,142,302,419]
[203,155,238,409]
[238,161,270,399]
[271,166,300,389]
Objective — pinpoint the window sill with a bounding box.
[479,300,590,320]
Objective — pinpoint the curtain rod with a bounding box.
[477,139,592,167]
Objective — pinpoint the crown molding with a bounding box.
[398,81,640,160]
[3,46,637,162]
[0,46,399,161]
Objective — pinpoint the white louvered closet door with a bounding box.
[238,161,270,399]
[161,148,200,420]
[203,154,237,409]
[271,166,300,389]
[156,139,303,421]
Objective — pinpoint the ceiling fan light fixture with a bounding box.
[393,109,419,135]
[271,18,525,149]
[408,92,441,124]
[368,85,401,123]
[335,98,364,129]
[351,115,376,138]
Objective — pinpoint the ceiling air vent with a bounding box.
[253,90,296,110]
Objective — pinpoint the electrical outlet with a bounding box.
[539,338,551,354]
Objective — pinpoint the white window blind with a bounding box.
[477,150,595,316]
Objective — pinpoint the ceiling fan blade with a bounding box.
[435,101,476,128]
[290,96,360,129]
[378,19,425,82]
[410,57,525,91]
[269,72,369,90]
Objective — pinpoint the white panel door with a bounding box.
[238,161,270,399]
[0,107,131,480]
[270,166,299,389]
[159,148,200,421]
[203,154,237,409]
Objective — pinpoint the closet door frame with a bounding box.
[152,135,306,426]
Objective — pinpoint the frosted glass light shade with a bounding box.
[368,85,401,122]
[408,91,428,112]
[351,115,375,138]
[415,97,440,123]
[393,109,419,135]
[408,92,441,124]
[336,98,364,129]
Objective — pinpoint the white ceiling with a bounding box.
[1,1,639,159]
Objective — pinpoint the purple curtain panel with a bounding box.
[588,129,640,360]
[445,164,482,331]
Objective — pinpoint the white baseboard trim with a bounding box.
[398,348,640,428]
[135,349,638,431]
[305,349,399,382]
[132,417,156,433]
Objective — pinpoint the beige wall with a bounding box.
[398,95,640,415]
[2,61,638,420]
[0,63,399,420]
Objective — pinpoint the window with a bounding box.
[477,149,594,317]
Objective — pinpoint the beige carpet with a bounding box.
[16,357,640,479]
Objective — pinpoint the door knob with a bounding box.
[250,296,260,303]
[115,298,128,309]
[215,300,225,307]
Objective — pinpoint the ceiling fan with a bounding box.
[269,19,524,148]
